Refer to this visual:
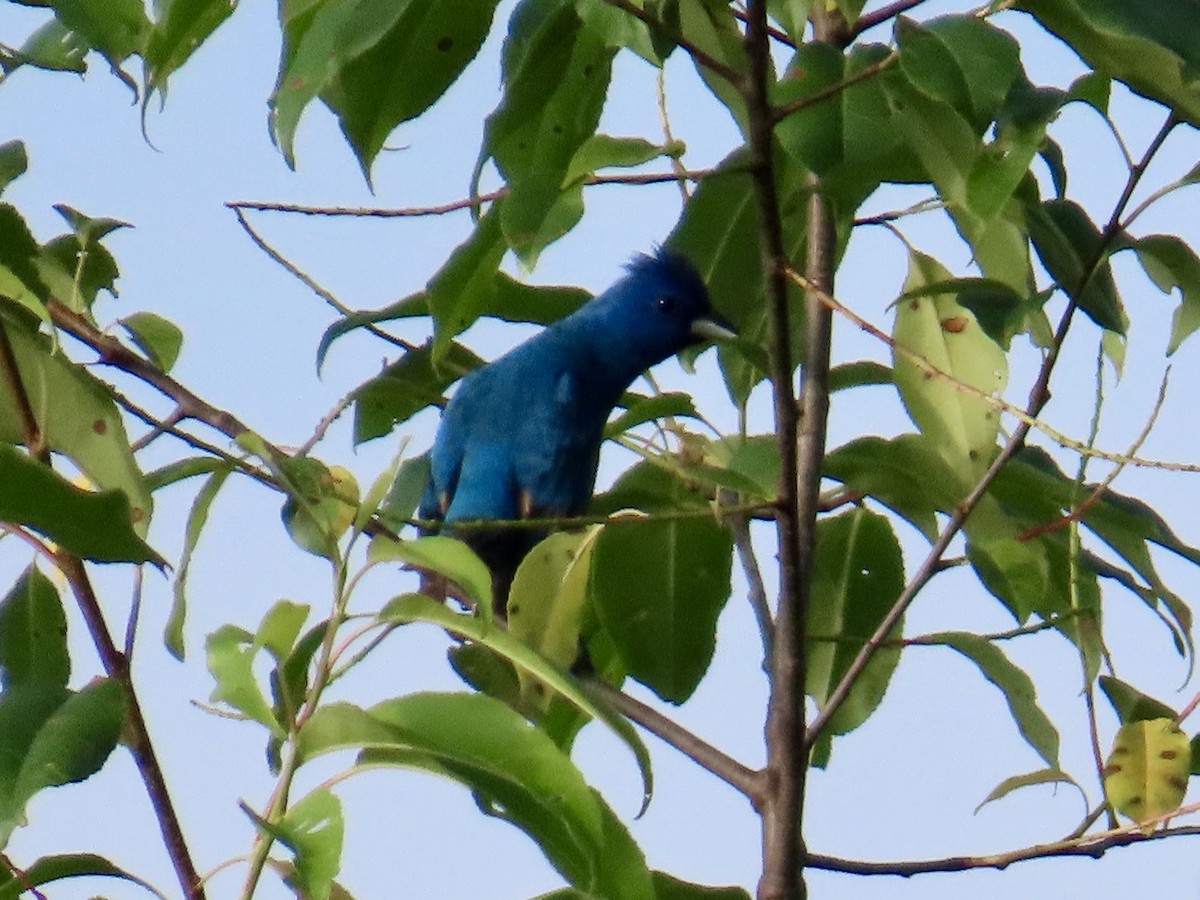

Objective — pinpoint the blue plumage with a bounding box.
[421,248,735,610]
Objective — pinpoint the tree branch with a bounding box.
[808,823,1200,876]
[743,0,811,894]
[849,0,929,38]
[0,311,204,899]
[56,555,206,900]
[583,679,764,804]
[598,0,744,87]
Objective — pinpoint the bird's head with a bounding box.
[594,248,737,367]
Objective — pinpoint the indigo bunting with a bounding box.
[421,248,736,611]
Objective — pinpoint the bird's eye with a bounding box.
[656,295,676,313]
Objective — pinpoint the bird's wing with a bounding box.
[508,368,603,519]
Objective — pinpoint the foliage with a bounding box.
[1,0,1200,898]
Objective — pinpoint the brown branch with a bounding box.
[47,299,263,448]
[0,317,43,457]
[228,170,716,219]
[744,0,812,894]
[849,0,929,38]
[583,679,764,804]
[807,824,1200,876]
[770,50,899,125]
[0,312,204,898]
[731,5,796,46]
[56,555,206,899]
[721,489,774,665]
[598,0,745,88]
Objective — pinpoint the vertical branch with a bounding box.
[743,1,834,897]
[57,555,207,900]
[0,314,205,900]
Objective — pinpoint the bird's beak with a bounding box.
[691,311,738,343]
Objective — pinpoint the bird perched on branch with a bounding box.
[420,248,736,612]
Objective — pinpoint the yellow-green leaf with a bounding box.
[1103,717,1191,831]
[893,251,1008,480]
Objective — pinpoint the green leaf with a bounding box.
[11,21,88,75]
[206,624,287,739]
[824,435,961,540]
[377,451,430,530]
[119,312,183,372]
[1129,233,1200,354]
[301,693,655,898]
[994,448,1195,659]
[0,445,160,565]
[1097,675,1178,723]
[892,251,1009,480]
[249,788,343,900]
[482,0,615,264]
[36,233,121,313]
[0,679,125,847]
[377,594,652,804]
[280,459,359,560]
[923,632,1059,767]
[896,15,1020,132]
[563,135,677,185]
[350,339,483,444]
[0,206,50,311]
[0,853,164,900]
[318,277,588,367]
[883,74,1033,293]
[0,143,28,196]
[1104,718,1191,830]
[271,0,357,168]
[319,0,502,176]
[508,528,604,709]
[807,509,905,742]
[676,0,750,133]
[1014,0,1200,127]
[975,768,1083,814]
[1025,198,1126,333]
[650,872,752,900]
[165,464,233,660]
[46,0,150,68]
[370,536,495,621]
[0,306,153,533]
[604,392,699,440]
[145,0,236,101]
[576,0,663,65]
[828,360,892,393]
[667,149,810,406]
[0,568,68,690]
[589,465,733,704]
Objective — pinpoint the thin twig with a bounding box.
[722,490,774,666]
[770,50,899,125]
[849,0,929,38]
[0,308,204,899]
[0,316,43,457]
[228,170,716,219]
[598,0,745,87]
[807,822,1200,876]
[789,270,1200,474]
[48,300,261,448]
[730,5,796,46]
[583,679,764,804]
[297,391,356,456]
[56,555,206,899]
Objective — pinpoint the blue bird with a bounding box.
[420,248,736,612]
